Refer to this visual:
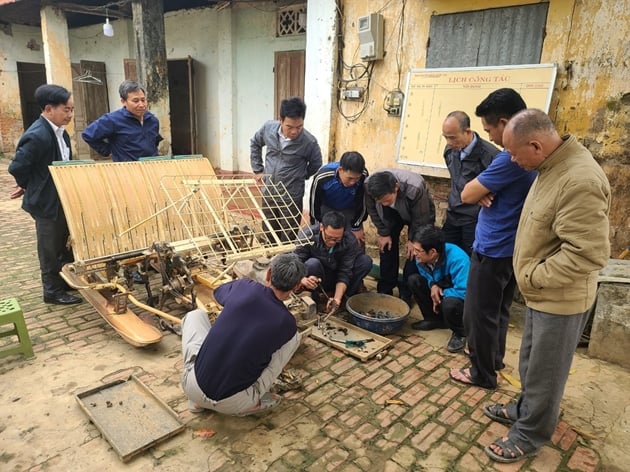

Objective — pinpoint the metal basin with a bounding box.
[346,293,409,335]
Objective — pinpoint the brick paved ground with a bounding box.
[0,158,615,471]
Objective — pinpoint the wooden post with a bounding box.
[131,0,172,155]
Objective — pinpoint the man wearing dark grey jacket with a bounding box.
[365,169,435,303]
[250,97,322,242]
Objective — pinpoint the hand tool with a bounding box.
[327,336,374,348]
[316,279,338,326]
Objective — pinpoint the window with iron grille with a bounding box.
[277,5,306,37]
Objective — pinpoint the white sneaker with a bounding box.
[239,392,281,416]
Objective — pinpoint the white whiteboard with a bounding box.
[396,64,557,177]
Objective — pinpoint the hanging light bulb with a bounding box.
[103,9,114,37]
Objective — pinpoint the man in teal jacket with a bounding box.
[406,225,470,353]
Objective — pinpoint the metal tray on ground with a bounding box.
[309,316,394,361]
[75,375,185,462]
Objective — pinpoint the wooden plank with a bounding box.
[309,317,393,362]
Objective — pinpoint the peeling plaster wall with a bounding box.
[0,24,44,155]
[233,6,306,171]
[336,0,630,254]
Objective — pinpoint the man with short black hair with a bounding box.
[180,253,306,416]
[449,88,535,389]
[251,97,323,241]
[294,211,372,313]
[407,225,470,353]
[82,79,163,162]
[309,151,369,244]
[365,169,435,302]
[441,110,498,255]
[9,84,82,305]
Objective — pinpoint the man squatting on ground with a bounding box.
[441,110,498,255]
[449,88,536,390]
[180,253,306,415]
[250,97,322,242]
[309,151,369,245]
[406,225,470,354]
[294,211,373,313]
[82,80,162,162]
[365,169,436,303]
[482,109,611,463]
[8,84,82,306]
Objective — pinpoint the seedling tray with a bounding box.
[75,375,185,462]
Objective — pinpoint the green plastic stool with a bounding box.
[0,298,35,359]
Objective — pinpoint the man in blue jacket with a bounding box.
[309,151,369,245]
[407,225,470,353]
[82,80,162,161]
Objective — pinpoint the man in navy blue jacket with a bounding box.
[82,80,162,161]
[9,84,82,305]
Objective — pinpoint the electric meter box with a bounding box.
[358,13,384,61]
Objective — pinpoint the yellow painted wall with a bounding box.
[334,0,630,253]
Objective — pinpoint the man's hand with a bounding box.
[300,275,320,291]
[377,235,392,252]
[325,298,340,315]
[405,241,415,260]
[10,185,25,199]
[478,193,495,208]
[430,284,443,312]
[253,172,264,185]
[351,228,365,244]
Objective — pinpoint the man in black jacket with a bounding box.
[294,211,372,312]
[9,84,82,305]
[441,111,499,255]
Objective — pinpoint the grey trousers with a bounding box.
[180,309,301,415]
[509,306,590,451]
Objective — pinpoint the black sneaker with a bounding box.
[447,334,466,353]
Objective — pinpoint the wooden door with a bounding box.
[73,61,109,160]
[274,50,305,118]
[17,62,47,130]
[168,57,196,155]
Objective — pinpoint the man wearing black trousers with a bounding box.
[9,84,82,305]
[365,169,435,304]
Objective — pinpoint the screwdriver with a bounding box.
[328,337,374,347]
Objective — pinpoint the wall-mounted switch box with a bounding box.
[358,13,384,61]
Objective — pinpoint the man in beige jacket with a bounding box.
[482,109,611,463]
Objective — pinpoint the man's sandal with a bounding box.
[482,403,516,425]
[484,436,537,463]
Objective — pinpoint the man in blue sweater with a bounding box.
[180,253,305,415]
[407,225,470,353]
